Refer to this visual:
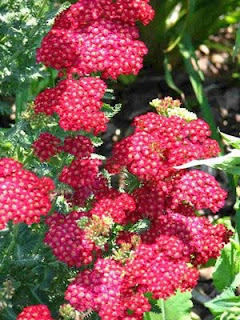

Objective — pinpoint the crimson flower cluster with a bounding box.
[0,158,54,230]
[17,305,54,320]
[44,211,101,267]
[32,134,94,162]
[37,0,154,79]
[34,78,108,133]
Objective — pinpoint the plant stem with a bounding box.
[0,224,19,273]
[161,299,166,320]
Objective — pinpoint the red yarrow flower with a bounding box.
[17,305,54,320]
[32,132,62,162]
[0,158,54,230]
[37,0,154,79]
[44,211,101,267]
[34,78,108,133]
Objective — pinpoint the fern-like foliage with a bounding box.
[0,0,70,97]
[0,223,76,319]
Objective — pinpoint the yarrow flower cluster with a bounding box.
[37,0,154,79]
[17,305,54,320]
[0,158,54,229]
[32,132,62,162]
[44,211,101,267]
[107,110,221,182]
[34,78,108,133]
[32,134,94,162]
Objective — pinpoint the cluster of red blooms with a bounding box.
[44,189,136,268]
[17,305,54,320]
[32,134,94,162]
[0,158,54,230]
[37,0,154,79]
[106,110,225,216]
[44,211,101,267]
[65,258,152,320]
[11,1,231,319]
[51,100,229,319]
[34,78,108,133]
[32,132,62,162]
[141,211,231,266]
[107,113,221,180]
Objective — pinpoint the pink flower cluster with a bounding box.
[32,132,62,162]
[44,189,136,268]
[37,0,154,79]
[90,189,136,224]
[107,110,225,215]
[65,258,152,320]
[34,78,108,133]
[107,113,220,180]
[32,133,94,162]
[141,211,231,265]
[17,305,54,320]
[44,211,101,267]
[0,158,54,229]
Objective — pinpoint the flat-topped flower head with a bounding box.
[37,0,154,78]
[17,305,54,320]
[34,78,108,133]
[0,158,54,229]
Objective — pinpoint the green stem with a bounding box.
[161,299,166,320]
[32,224,48,256]
[22,149,34,165]
[230,241,235,282]
[234,176,240,242]
[0,224,19,273]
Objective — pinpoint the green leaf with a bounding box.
[175,149,240,173]
[104,89,115,100]
[220,131,240,149]
[123,170,141,193]
[130,219,150,234]
[102,103,122,118]
[144,291,193,320]
[205,274,240,316]
[90,136,104,147]
[163,56,186,101]
[213,243,240,291]
[179,35,221,145]
[118,74,137,85]
[144,311,161,320]
[233,24,240,58]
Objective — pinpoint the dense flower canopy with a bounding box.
[9,0,232,318]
